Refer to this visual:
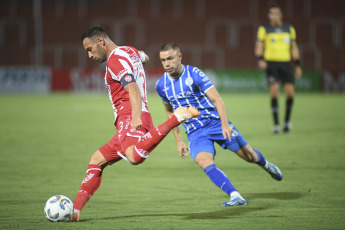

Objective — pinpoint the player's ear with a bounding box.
[97,36,105,46]
[179,52,182,61]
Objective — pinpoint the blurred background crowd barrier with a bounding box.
[0,0,344,93]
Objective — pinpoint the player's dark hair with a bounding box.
[81,26,109,42]
[160,42,180,53]
[268,3,281,11]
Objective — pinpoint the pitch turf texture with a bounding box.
[0,92,344,230]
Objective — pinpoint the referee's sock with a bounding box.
[204,164,236,196]
[271,97,279,125]
[285,97,294,122]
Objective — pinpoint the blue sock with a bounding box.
[254,149,267,166]
[204,164,236,196]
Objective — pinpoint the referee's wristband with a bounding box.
[294,59,302,66]
[257,56,264,61]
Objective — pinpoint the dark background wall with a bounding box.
[1,0,344,71]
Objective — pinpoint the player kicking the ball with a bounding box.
[70,26,199,222]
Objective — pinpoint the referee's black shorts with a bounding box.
[266,61,294,85]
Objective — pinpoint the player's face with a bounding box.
[268,7,282,26]
[159,49,182,78]
[82,37,107,63]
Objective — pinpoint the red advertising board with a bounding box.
[50,67,164,93]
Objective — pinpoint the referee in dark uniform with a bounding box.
[255,4,302,134]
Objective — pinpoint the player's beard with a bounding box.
[96,45,107,63]
[97,55,107,63]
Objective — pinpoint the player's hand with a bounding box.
[130,117,142,131]
[222,125,233,142]
[295,66,302,79]
[177,141,189,159]
[258,60,267,70]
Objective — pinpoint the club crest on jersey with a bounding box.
[185,77,193,86]
[124,75,132,82]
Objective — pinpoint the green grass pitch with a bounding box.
[0,92,344,230]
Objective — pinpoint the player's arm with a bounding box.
[125,82,142,131]
[162,101,189,158]
[205,87,233,141]
[291,40,302,79]
[139,50,150,64]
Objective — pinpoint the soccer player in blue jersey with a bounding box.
[156,42,283,206]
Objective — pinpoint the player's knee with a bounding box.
[128,158,145,165]
[89,150,108,166]
[246,150,257,163]
[126,149,147,165]
[195,154,214,169]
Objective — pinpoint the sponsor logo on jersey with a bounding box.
[169,91,193,100]
[202,77,209,82]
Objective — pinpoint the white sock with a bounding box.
[230,191,240,197]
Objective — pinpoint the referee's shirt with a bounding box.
[257,23,296,62]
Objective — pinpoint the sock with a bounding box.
[254,149,267,167]
[285,97,294,123]
[74,164,103,212]
[204,164,236,196]
[271,98,279,125]
[132,115,180,164]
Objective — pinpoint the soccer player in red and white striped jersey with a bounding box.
[70,26,199,221]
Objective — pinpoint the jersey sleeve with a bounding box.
[191,67,214,93]
[139,51,146,63]
[257,25,266,41]
[107,56,134,83]
[155,77,169,104]
[290,26,297,40]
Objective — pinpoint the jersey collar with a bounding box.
[169,65,185,81]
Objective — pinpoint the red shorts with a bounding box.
[99,112,154,165]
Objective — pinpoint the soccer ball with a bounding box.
[44,195,74,222]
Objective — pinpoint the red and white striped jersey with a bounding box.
[104,46,149,124]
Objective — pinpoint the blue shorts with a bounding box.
[187,119,248,161]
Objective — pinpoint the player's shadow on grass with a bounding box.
[84,192,304,221]
[245,191,304,201]
[86,206,269,221]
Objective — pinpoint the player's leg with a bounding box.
[126,106,200,164]
[224,124,283,181]
[283,83,294,132]
[196,152,246,206]
[189,128,246,206]
[71,143,122,222]
[236,145,282,181]
[269,83,280,133]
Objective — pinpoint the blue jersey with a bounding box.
[156,65,220,134]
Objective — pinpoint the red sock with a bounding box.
[74,164,103,213]
[132,115,179,164]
